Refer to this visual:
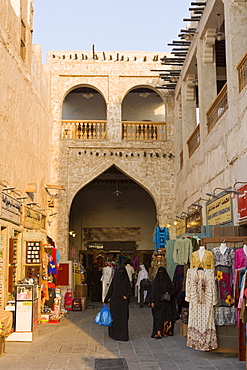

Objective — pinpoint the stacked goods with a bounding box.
[64,289,73,311]
[74,284,88,311]
[72,298,82,311]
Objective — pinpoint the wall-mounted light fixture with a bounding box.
[16,196,28,202]
[224,182,247,198]
[206,187,225,199]
[26,202,37,208]
[44,184,65,197]
[68,230,76,238]
[191,203,203,208]
[0,180,9,187]
[2,186,15,194]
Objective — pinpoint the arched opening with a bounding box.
[121,87,166,140]
[69,166,156,269]
[61,86,107,139]
[122,87,165,121]
[62,86,106,120]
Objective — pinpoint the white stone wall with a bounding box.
[174,0,247,225]
[0,0,52,205]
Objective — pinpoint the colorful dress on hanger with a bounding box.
[191,250,214,270]
[185,268,218,351]
[213,246,235,326]
[153,227,170,252]
[173,237,193,265]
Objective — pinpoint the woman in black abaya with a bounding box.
[151,266,178,338]
[104,265,132,341]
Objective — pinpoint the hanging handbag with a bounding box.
[161,292,171,302]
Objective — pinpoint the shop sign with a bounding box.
[206,194,232,226]
[22,206,42,229]
[176,218,186,237]
[238,184,247,222]
[0,191,21,224]
[186,211,201,234]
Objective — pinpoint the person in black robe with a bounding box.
[151,266,179,338]
[103,265,132,341]
[88,263,102,302]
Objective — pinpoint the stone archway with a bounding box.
[68,165,157,259]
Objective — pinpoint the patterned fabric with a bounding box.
[191,250,214,270]
[213,246,236,326]
[153,227,170,251]
[150,254,166,280]
[162,320,174,336]
[185,269,218,351]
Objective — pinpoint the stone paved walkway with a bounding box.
[0,300,245,370]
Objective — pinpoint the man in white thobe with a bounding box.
[101,262,113,302]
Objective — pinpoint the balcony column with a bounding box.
[224,1,247,104]
[181,74,197,164]
[174,93,183,174]
[196,29,217,140]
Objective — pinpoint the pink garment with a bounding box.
[234,248,247,270]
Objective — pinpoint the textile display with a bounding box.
[165,240,177,280]
[213,246,236,326]
[190,250,214,270]
[173,237,193,265]
[153,226,170,251]
[150,252,166,280]
[185,268,218,351]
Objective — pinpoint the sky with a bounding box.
[33,0,191,63]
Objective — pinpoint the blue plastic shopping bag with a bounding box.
[94,305,113,326]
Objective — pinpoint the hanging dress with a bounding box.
[213,246,236,326]
[185,268,218,351]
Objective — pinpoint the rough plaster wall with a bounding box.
[0,3,52,203]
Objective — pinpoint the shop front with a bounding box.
[172,191,247,361]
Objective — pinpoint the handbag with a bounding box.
[94,305,113,326]
[161,292,171,302]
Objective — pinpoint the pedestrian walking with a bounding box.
[136,264,151,307]
[101,261,113,302]
[125,259,135,295]
[103,265,132,341]
[151,266,178,338]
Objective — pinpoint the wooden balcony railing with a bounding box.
[206,83,228,132]
[122,121,167,140]
[237,52,247,92]
[61,120,106,139]
[187,124,200,157]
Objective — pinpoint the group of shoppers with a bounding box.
[103,264,179,341]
